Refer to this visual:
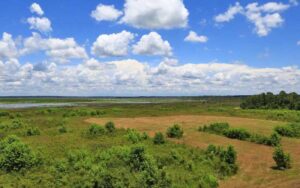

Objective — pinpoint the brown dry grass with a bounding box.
[86,115,300,188]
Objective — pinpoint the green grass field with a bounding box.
[0,97,299,187]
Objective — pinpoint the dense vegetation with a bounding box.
[0,118,238,187]
[199,123,281,146]
[241,91,300,110]
[0,96,298,186]
[274,123,300,138]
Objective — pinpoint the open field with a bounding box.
[87,115,300,188]
[0,98,299,187]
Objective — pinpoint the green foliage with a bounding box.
[126,129,143,144]
[58,125,67,133]
[105,121,116,133]
[153,132,165,145]
[224,128,251,140]
[273,147,291,170]
[0,135,41,172]
[166,124,184,139]
[241,91,300,110]
[87,124,106,137]
[198,122,229,135]
[25,127,41,136]
[200,122,281,146]
[205,145,238,176]
[274,123,300,138]
[0,112,10,117]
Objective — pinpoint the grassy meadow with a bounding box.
[0,97,299,187]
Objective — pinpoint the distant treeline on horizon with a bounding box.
[241,91,300,110]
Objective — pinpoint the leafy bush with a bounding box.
[87,124,106,137]
[0,135,41,172]
[153,132,165,145]
[126,129,143,144]
[273,147,291,170]
[25,127,41,136]
[166,124,184,139]
[205,144,238,176]
[269,133,281,146]
[274,123,300,138]
[105,121,116,133]
[224,128,251,140]
[58,125,67,133]
[0,112,9,117]
[199,122,229,134]
[141,132,149,140]
[200,122,281,147]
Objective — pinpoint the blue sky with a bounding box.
[0,0,299,96]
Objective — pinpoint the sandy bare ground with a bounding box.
[86,115,300,188]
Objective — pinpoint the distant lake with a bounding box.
[0,103,77,109]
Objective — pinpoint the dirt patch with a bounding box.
[86,115,300,188]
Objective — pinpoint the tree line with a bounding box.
[240,91,300,110]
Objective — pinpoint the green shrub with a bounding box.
[274,123,300,138]
[205,145,238,176]
[126,129,143,144]
[0,135,40,172]
[166,124,184,139]
[11,120,23,129]
[25,127,41,136]
[141,132,149,140]
[199,122,229,134]
[128,146,148,171]
[105,121,116,133]
[58,125,67,133]
[273,147,291,170]
[0,112,9,117]
[224,128,251,140]
[153,132,165,145]
[269,133,281,146]
[87,124,106,137]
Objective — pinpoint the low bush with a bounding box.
[153,132,165,145]
[0,135,41,172]
[199,122,229,134]
[274,123,300,138]
[224,128,251,140]
[105,121,116,133]
[0,112,9,117]
[126,129,143,144]
[58,125,67,133]
[205,144,238,176]
[87,124,106,137]
[166,124,184,139]
[200,122,281,146]
[25,127,41,136]
[273,147,291,170]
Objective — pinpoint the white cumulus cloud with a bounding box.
[27,17,52,33]
[22,33,87,63]
[184,31,208,43]
[215,2,292,37]
[30,3,44,16]
[1,58,300,96]
[0,32,18,60]
[215,2,243,22]
[91,30,134,57]
[91,4,122,22]
[121,0,189,29]
[133,32,172,56]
